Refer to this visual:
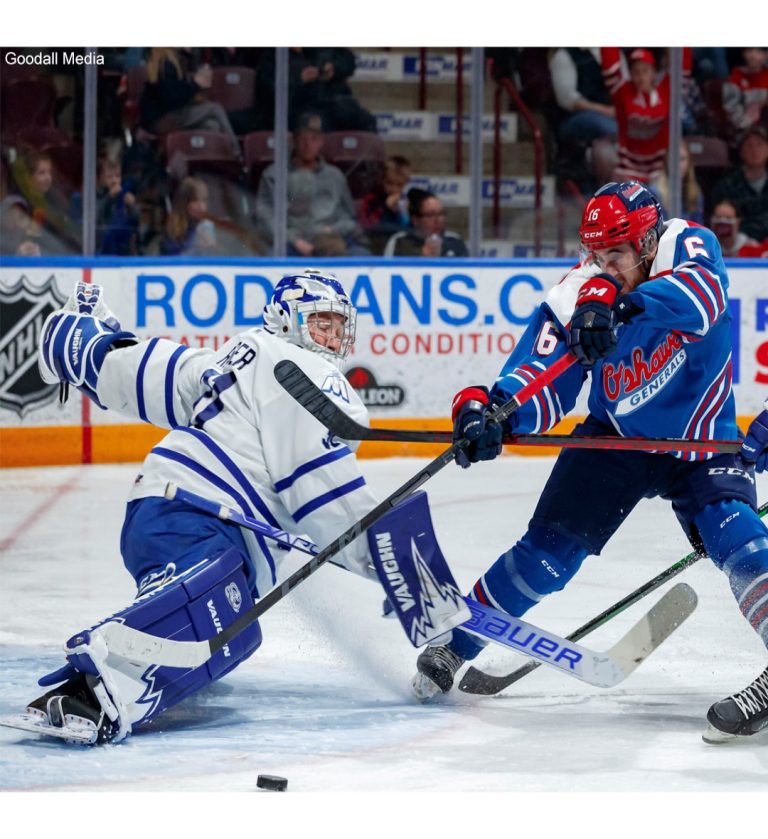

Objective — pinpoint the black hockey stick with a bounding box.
[458,500,768,695]
[98,353,578,669]
[272,361,740,456]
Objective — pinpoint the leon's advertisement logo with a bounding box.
[0,275,67,416]
[347,367,405,407]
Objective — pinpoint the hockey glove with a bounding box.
[740,402,768,473]
[38,311,137,406]
[452,385,504,469]
[567,273,622,368]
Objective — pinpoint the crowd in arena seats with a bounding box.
[1,46,768,259]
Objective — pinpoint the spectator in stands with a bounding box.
[722,48,768,142]
[3,148,80,255]
[649,140,704,224]
[254,111,369,257]
[357,155,412,255]
[257,48,376,133]
[0,195,41,256]
[95,159,140,255]
[603,47,692,184]
[70,158,140,255]
[383,188,468,257]
[160,176,219,256]
[139,48,241,159]
[709,199,761,257]
[548,48,617,193]
[712,125,768,242]
[691,48,730,85]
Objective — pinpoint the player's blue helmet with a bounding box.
[579,180,664,263]
[262,270,357,365]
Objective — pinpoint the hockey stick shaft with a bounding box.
[271,362,740,455]
[166,482,382,580]
[100,354,578,668]
[458,499,768,694]
[166,481,642,677]
[214,357,576,652]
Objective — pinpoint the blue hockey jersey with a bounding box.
[491,218,737,460]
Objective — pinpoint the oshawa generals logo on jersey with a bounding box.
[603,333,687,416]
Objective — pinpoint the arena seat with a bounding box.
[243,131,291,188]
[164,130,242,181]
[209,66,257,114]
[321,130,386,198]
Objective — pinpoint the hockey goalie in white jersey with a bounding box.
[8,270,462,745]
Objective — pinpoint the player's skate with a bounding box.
[412,643,465,701]
[0,670,116,745]
[703,664,768,743]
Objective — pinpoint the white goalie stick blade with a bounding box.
[0,711,97,744]
[95,622,210,669]
[463,583,698,688]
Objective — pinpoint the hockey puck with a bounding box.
[256,774,288,792]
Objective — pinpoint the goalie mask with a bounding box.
[262,270,357,365]
[579,180,664,267]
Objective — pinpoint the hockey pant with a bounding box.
[38,547,262,742]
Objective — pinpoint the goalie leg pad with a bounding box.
[43,547,261,742]
[367,491,470,647]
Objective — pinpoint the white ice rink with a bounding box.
[2,456,768,822]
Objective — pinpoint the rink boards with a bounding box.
[1,256,767,466]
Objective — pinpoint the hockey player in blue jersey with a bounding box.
[5,270,458,745]
[413,180,768,743]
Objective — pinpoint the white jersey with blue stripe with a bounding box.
[491,218,739,459]
[96,330,377,595]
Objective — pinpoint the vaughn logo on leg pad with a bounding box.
[367,492,470,647]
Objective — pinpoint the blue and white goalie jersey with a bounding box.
[491,218,738,458]
[96,330,377,596]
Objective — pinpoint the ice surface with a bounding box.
[2,457,768,798]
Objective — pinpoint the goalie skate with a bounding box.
[0,710,99,745]
[0,671,115,746]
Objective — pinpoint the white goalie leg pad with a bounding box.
[367,491,471,647]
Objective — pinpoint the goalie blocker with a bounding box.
[367,492,470,646]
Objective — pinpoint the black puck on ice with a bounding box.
[256,774,288,792]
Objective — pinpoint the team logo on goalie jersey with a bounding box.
[0,275,67,417]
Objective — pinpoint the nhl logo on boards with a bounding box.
[225,582,242,613]
[346,367,405,408]
[0,275,67,417]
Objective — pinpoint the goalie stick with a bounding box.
[106,483,697,685]
[110,484,696,686]
[272,360,740,456]
[95,353,578,670]
[462,583,697,687]
[459,500,768,695]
